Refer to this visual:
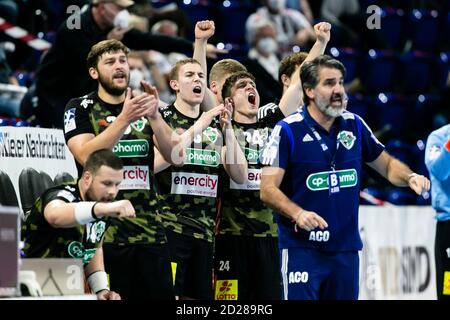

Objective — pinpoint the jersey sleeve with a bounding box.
[357,116,385,163]
[258,102,285,128]
[41,187,76,211]
[260,121,292,170]
[63,99,95,143]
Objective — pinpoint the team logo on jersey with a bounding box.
[113,139,149,157]
[185,148,220,167]
[302,133,313,142]
[337,130,356,150]
[306,169,358,191]
[215,280,238,300]
[203,126,219,143]
[64,108,76,133]
[130,118,148,132]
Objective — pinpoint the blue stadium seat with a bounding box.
[437,52,450,92]
[362,50,398,93]
[386,187,416,205]
[179,0,211,24]
[410,138,431,176]
[385,139,413,166]
[377,7,406,50]
[329,47,361,84]
[372,93,407,136]
[416,192,431,205]
[400,51,433,94]
[215,1,254,44]
[346,94,369,120]
[409,9,439,52]
[410,94,441,139]
[360,186,386,205]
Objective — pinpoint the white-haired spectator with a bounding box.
[243,19,282,105]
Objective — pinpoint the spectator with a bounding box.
[246,0,315,56]
[30,0,223,128]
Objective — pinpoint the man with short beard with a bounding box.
[63,39,184,299]
[260,55,431,300]
[22,149,135,300]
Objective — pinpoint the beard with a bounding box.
[98,72,128,96]
[314,92,346,118]
[85,185,114,203]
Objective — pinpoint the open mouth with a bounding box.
[193,86,202,94]
[330,95,342,104]
[113,72,126,80]
[248,93,256,105]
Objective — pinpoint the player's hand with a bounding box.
[220,99,233,131]
[102,200,136,219]
[140,81,160,119]
[97,289,121,300]
[197,105,225,132]
[408,174,431,195]
[120,88,153,123]
[195,20,215,40]
[293,209,328,232]
[106,27,129,41]
[314,22,331,44]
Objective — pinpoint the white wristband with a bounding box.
[87,271,109,294]
[74,202,96,225]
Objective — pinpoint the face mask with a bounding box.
[257,37,278,55]
[129,69,144,90]
[114,9,130,29]
[267,0,285,11]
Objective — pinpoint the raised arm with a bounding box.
[278,22,331,117]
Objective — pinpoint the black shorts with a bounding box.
[435,219,450,300]
[214,235,282,300]
[103,243,174,300]
[166,230,214,299]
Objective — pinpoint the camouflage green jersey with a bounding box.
[157,104,223,242]
[219,103,285,237]
[64,92,166,246]
[22,183,107,265]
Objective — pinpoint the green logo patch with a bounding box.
[113,139,149,157]
[185,148,220,167]
[130,118,148,132]
[338,130,356,150]
[203,127,219,144]
[306,169,358,191]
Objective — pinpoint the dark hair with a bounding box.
[168,58,201,81]
[221,71,256,100]
[209,59,247,86]
[300,55,346,104]
[87,39,130,70]
[278,52,308,85]
[83,149,123,174]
